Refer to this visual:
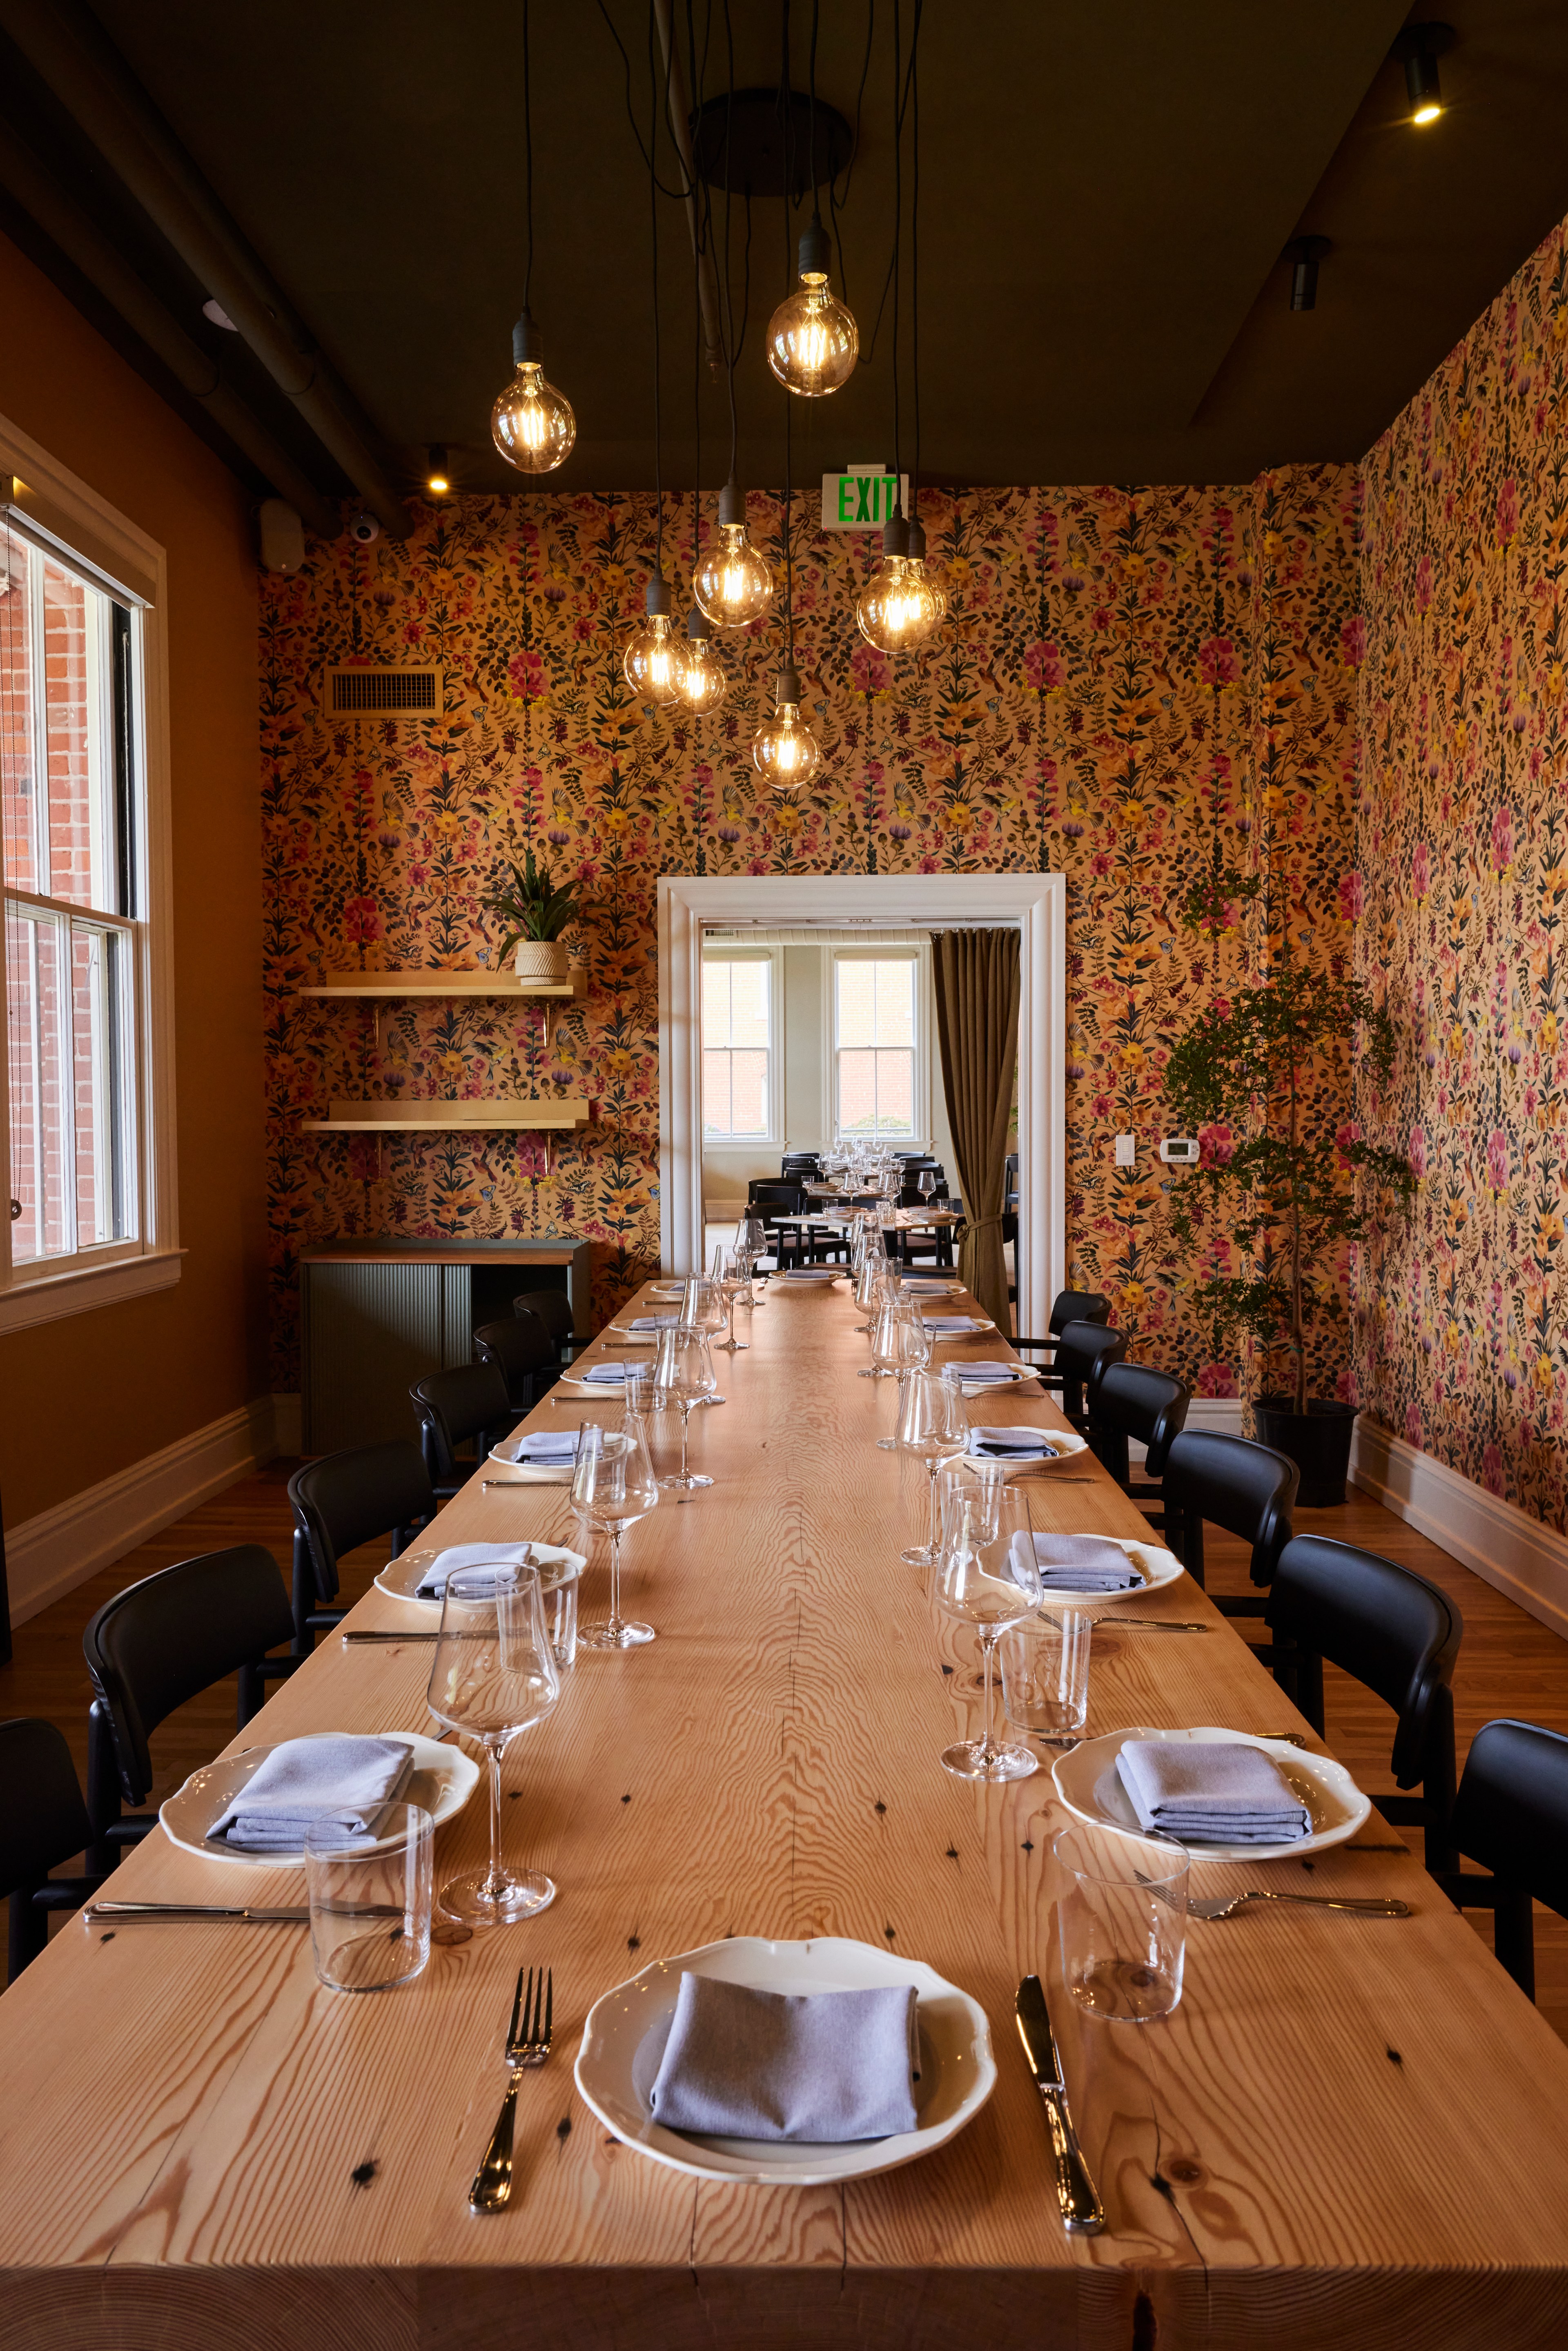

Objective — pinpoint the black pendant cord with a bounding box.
[780,0,795,663]
[891,0,901,499]
[807,0,820,226]
[784,390,794,663]
[721,0,740,484]
[522,0,534,314]
[911,2,920,507]
[647,0,664,578]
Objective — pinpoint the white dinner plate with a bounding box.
[921,1316,995,1338]
[960,1427,1091,1473]
[574,1935,995,2187]
[483,1433,583,1482]
[159,1732,480,1868]
[956,1365,1039,1398]
[979,1535,1182,1606]
[1051,1725,1371,1863]
[778,1270,846,1285]
[374,1540,587,1609]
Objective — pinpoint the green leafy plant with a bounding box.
[1165,966,1415,1415]
[482,844,581,962]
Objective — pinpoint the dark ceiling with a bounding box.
[6,1,1568,506]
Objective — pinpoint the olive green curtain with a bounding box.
[931,928,1020,1333]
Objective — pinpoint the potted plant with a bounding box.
[483,845,581,985]
[1164,955,1415,1506]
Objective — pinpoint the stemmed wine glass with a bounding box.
[931,1467,1043,1782]
[858,1275,908,1376]
[875,1306,932,1448]
[917,1167,938,1204]
[896,1369,971,1565]
[682,1275,729,1399]
[570,1410,660,1649]
[735,1214,769,1305]
[653,1324,717,1488]
[425,1563,561,1923]
[708,1244,749,1351]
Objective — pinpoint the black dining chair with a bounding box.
[1087,1360,1190,1537]
[287,1441,436,1653]
[82,1545,298,1873]
[1263,1534,1462,1871]
[1020,1318,1126,1428]
[2,1718,103,1979]
[474,1315,557,1411]
[512,1288,580,1368]
[748,1182,810,1270]
[1158,1430,1297,1620]
[1012,1290,1113,1395]
[1435,1719,1568,1998]
[410,1363,516,1500]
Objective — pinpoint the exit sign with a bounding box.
[820,466,911,531]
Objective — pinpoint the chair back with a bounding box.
[1267,1535,1462,1787]
[781,1154,820,1176]
[1091,1362,1190,1475]
[1162,1430,1297,1585]
[410,1362,513,1489]
[748,1180,804,1213]
[1052,1320,1127,1420]
[474,1317,554,1409]
[288,1441,434,1608]
[1450,1719,1568,1920]
[1049,1289,1111,1335]
[0,1718,92,1897]
[83,1547,294,1808]
[512,1288,573,1354]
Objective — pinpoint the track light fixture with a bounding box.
[1392,22,1453,127]
[1285,236,1331,313]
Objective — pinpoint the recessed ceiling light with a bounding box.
[1392,22,1454,127]
[425,444,451,497]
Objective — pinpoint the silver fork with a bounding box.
[469,1965,554,2213]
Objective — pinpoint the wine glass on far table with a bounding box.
[896,1369,971,1565]
[708,1244,749,1352]
[931,1469,1042,1782]
[425,1563,561,1923]
[570,1417,659,1649]
[653,1324,717,1489]
[917,1167,938,1205]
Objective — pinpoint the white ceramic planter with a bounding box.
[513,939,569,984]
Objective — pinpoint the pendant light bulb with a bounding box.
[492,311,577,473]
[856,512,940,653]
[753,666,821,793]
[624,575,681,707]
[693,480,775,628]
[675,607,728,714]
[766,217,858,399]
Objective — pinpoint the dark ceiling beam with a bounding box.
[0,119,339,538]
[0,0,410,538]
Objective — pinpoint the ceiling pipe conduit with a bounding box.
[0,0,410,538]
[0,120,340,541]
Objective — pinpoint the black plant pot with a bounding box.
[1252,1398,1359,1509]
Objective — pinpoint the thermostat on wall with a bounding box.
[1160,1137,1201,1165]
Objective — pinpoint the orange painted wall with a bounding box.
[0,227,265,1529]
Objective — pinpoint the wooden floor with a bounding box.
[5,1465,1567,2033]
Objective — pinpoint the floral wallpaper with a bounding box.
[261,466,1360,1391]
[1356,214,1568,1528]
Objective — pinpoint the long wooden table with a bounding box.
[6,1281,1568,2347]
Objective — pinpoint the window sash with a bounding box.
[4,893,138,1269]
[833,952,920,1139]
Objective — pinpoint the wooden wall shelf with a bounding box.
[304,1098,589,1133]
[296,968,588,1001]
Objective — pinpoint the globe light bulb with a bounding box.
[492,310,576,474]
[856,513,940,653]
[624,575,681,707]
[674,606,728,714]
[693,479,775,627]
[752,666,821,793]
[766,216,858,399]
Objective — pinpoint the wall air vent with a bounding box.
[322,664,441,715]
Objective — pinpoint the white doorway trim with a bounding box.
[657,872,1066,1337]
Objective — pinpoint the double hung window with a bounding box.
[701,955,775,1140]
[833,954,918,1140]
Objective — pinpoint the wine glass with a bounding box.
[570,1413,659,1649]
[875,1308,932,1447]
[708,1244,749,1352]
[425,1563,561,1923]
[896,1369,971,1565]
[682,1274,729,1398]
[735,1214,769,1305]
[918,1167,938,1203]
[653,1324,717,1488]
[931,1469,1042,1782]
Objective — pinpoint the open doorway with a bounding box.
[657,874,1065,1336]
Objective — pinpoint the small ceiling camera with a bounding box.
[349,510,381,545]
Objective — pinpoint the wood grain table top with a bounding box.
[4,1281,1568,2350]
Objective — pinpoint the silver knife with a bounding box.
[85,1901,311,1923]
[1015,1975,1105,2234]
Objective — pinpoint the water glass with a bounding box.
[537,1551,581,1671]
[895,1368,970,1565]
[1054,1823,1187,2025]
[1000,1610,1091,1742]
[305,1802,433,1992]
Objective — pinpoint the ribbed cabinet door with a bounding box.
[440,1264,474,1368]
[303,1263,444,1452]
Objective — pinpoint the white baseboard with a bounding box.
[4,1393,292,1629]
[1349,1418,1568,1640]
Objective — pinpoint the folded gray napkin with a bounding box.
[509,1428,578,1460]
[969,1425,1056,1458]
[415,1540,537,1599]
[627,1314,680,1332]
[783,1267,838,1280]
[648,1974,920,2142]
[1009,1531,1144,1593]
[924,1315,987,1332]
[1116,1739,1313,1845]
[960,1360,1024,1385]
[210,1734,415,1850]
[577,1362,630,1382]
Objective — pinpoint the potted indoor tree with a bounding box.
[483,844,581,985]
[1164,956,1415,1506]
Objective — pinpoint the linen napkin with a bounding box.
[575,1361,631,1383]
[648,1974,920,2142]
[625,1314,680,1333]
[507,1428,579,1461]
[415,1540,538,1599]
[959,1360,1025,1386]
[968,1425,1056,1459]
[210,1734,415,1851]
[922,1315,988,1334]
[1115,1739,1313,1845]
[1009,1531,1145,1594]
[782,1267,838,1281]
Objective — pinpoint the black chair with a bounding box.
[747,1181,810,1270]
[781,1153,820,1179]
[1088,1360,1190,1534]
[1011,1290,1112,1394]
[287,1441,435,1653]
[1003,1153,1020,1301]
[475,1315,557,1411]
[1264,1535,1462,1871]
[1437,1719,1568,1997]
[2,1718,102,1978]
[410,1363,517,1500]
[1160,1430,1297,1620]
[512,1288,580,1367]
[1016,1318,1125,1427]
[82,1546,297,1872]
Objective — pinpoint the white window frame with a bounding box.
[0,409,179,1333]
[699,945,783,1148]
[827,945,931,1146]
